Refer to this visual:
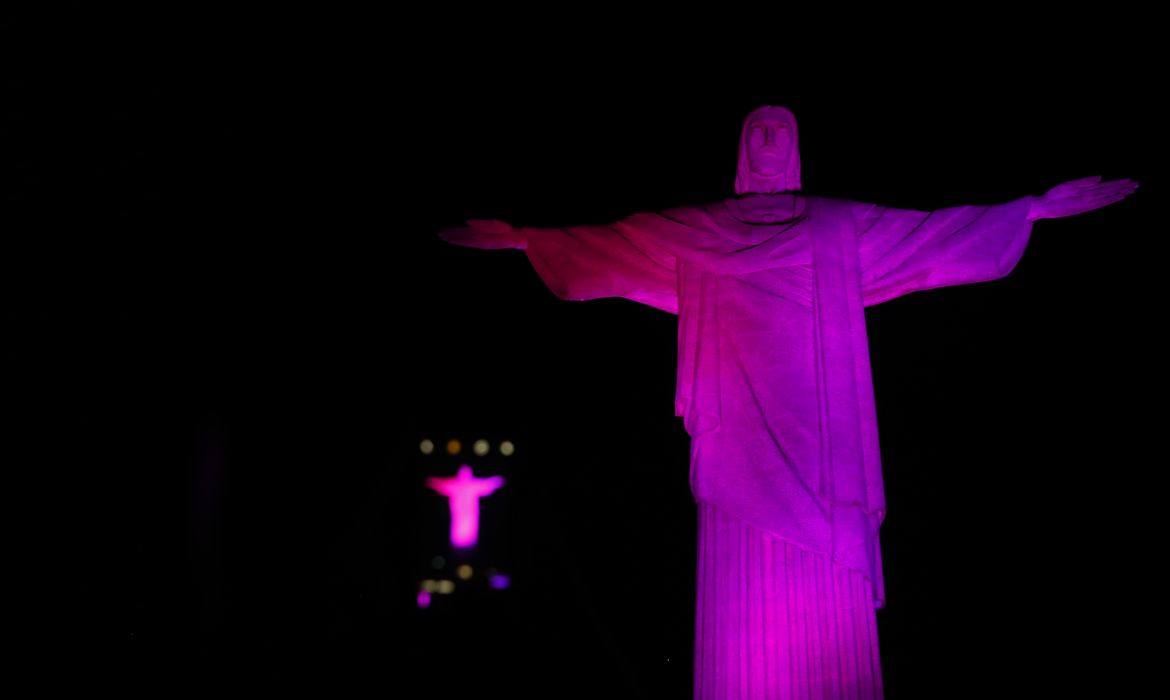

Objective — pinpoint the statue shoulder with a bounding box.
[805,194,855,210]
[662,201,718,217]
[636,201,721,226]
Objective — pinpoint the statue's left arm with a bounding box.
[856,176,1137,306]
[477,476,506,496]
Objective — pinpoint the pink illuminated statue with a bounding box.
[426,465,506,549]
[438,106,1137,699]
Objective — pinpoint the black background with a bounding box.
[8,16,1161,699]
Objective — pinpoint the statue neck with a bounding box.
[742,172,795,194]
[729,192,807,224]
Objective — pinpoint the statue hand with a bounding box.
[1028,175,1139,221]
[437,219,527,250]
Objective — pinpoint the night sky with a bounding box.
[9,24,1159,698]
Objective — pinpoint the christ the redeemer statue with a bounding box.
[426,465,505,549]
[437,106,1136,699]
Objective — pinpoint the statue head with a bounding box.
[735,105,802,195]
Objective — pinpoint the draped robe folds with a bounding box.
[520,193,1035,610]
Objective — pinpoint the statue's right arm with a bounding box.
[437,219,527,250]
[425,477,451,496]
[438,214,678,315]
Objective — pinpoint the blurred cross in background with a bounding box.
[426,465,505,549]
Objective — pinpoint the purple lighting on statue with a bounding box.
[488,574,511,590]
[417,590,431,609]
[438,105,1136,699]
[426,464,505,548]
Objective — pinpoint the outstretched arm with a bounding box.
[1026,175,1138,221]
[856,176,1137,307]
[438,215,679,315]
[438,219,528,250]
[425,476,453,497]
[473,475,506,497]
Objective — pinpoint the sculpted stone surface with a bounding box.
[438,106,1137,698]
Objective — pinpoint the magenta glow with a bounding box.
[425,464,505,548]
[437,105,1136,699]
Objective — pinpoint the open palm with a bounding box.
[437,219,527,250]
[1030,176,1138,221]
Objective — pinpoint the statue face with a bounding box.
[735,105,801,195]
[746,117,793,177]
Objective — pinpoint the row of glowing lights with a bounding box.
[417,562,511,608]
[420,438,515,457]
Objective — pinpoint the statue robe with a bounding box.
[519,193,1035,698]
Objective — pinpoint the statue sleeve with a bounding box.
[473,476,505,496]
[852,196,1035,307]
[425,477,452,497]
[519,215,679,315]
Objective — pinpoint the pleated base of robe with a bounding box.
[694,499,883,700]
